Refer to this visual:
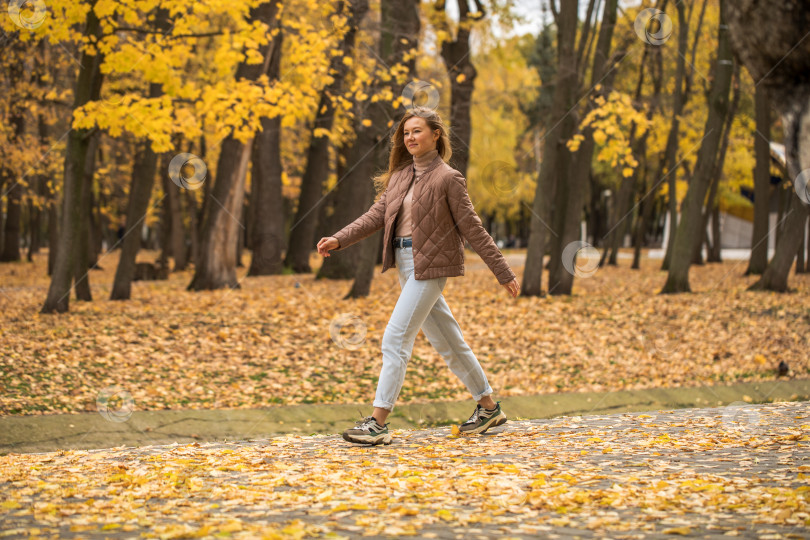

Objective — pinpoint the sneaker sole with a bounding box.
[460,412,507,435]
[342,432,393,445]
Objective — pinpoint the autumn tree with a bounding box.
[522,0,579,297]
[283,0,369,275]
[726,0,810,292]
[42,1,104,313]
[189,0,283,290]
[661,0,734,294]
[316,0,421,298]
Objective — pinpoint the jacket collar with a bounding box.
[412,152,444,177]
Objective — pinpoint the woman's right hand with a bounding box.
[316,236,340,257]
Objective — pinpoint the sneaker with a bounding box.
[459,401,507,434]
[342,416,392,445]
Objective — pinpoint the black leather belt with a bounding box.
[393,237,413,248]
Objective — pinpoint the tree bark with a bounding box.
[750,191,809,291]
[746,85,772,275]
[522,0,579,297]
[662,3,734,293]
[110,138,159,300]
[725,0,810,292]
[796,214,808,273]
[248,113,285,276]
[1,182,22,263]
[73,132,100,302]
[661,2,688,271]
[631,35,665,270]
[166,166,187,271]
[42,4,103,313]
[317,139,365,280]
[438,0,485,178]
[704,63,741,263]
[0,50,26,263]
[317,0,418,300]
[284,0,367,273]
[548,0,617,296]
[189,0,281,291]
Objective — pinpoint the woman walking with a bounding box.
[316,106,520,445]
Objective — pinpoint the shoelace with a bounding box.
[467,405,496,424]
[355,416,382,429]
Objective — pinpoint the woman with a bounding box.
[316,106,520,445]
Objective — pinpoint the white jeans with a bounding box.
[374,240,494,411]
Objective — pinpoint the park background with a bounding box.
[0,0,808,420]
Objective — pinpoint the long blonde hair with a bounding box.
[373,106,452,196]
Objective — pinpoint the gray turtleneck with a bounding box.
[394,148,439,238]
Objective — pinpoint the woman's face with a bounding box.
[403,116,438,157]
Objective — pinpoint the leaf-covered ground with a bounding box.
[0,250,808,416]
[1,402,808,538]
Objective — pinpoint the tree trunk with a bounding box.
[189,0,280,291]
[157,164,173,268]
[284,0,367,273]
[796,214,807,273]
[549,0,617,296]
[661,2,689,271]
[73,132,100,302]
[438,0,483,178]
[317,139,364,280]
[746,85,772,275]
[110,138,159,300]
[705,64,741,263]
[662,4,734,293]
[186,188,200,268]
[522,1,579,296]
[750,192,809,291]
[631,38,665,270]
[166,165,187,271]
[0,59,25,263]
[188,138,252,290]
[26,183,42,262]
[42,4,103,313]
[47,195,58,277]
[1,181,22,262]
[248,114,285,276]
[317,0,418,299]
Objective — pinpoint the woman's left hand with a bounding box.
[502,278,520,298]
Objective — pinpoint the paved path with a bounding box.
[1,401,808,539]
[3,379,808,454]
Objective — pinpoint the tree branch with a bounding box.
[114,27,227,39]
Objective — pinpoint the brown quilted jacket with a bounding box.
[331,153,517,285]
